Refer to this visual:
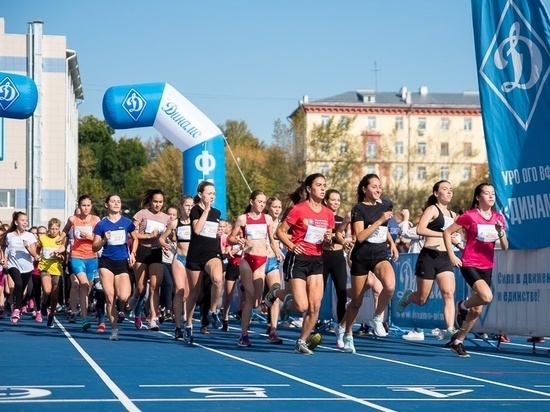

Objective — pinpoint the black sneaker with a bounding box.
[46,315,54,328]
[221,320,228,332]
[183,327,193,344]
[451,342,470,358]
[444,331,459,348]
[456,301,468,329]
[174,327,183,340]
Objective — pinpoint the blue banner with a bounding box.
[0,72,38,119]
[471,0,550,249]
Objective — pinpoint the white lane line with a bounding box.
[56,320,140,412]
[0,385,85,388]
[140,384,290,387]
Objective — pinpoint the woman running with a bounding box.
[341,174,398,353]
[229,190,282,347]
[183,181,224,344]
[159,195,194,340]
[92,194,138,341]
[396,180,459,341]
[443,182,508,358]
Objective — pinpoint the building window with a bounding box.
[462,166,471,182]
[464,117,472,131]
[321,115,330,128]
[417,142,426,156]
[394,165,404,181]
[366,165,376,174]
[395,117,404,131]
[418,167,427,180]
[0,189,15,208]
[440,166,450,180]
[395,141,404,155]
[320,164,330,176]
[339,116,350,129]
[339,140,348,154]
[440,142,449,156]
[418,117,426,135]
[320,141,330,152]
[366,141,377,159]
[367,116,376,130]
[464,142,473,156]
[440,117,450,131]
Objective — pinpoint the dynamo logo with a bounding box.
[0,77,21,111]
[122,88,147,121]
[479,0,550,130]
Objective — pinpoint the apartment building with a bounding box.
[0,18,82,226]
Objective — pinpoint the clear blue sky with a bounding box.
[5,0,548,144]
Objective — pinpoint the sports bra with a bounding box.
[175,220,191,243]
[426,205,454,232]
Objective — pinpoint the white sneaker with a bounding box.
[109,329,119,341]
[402,329,424,341]
[343,334,356,353]
[397,289,413,313]
[369,316,388,337]
[335,325,345,349]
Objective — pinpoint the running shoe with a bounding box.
[451,342,469,358]
[306,332,323,350]
[397,289,413,313]
[402,329,425,341]
[200,325,211,334]
[527,336,545,343]
[343,334,356,353]
[266,331,283,344]
[46,315,54,328]
[208,311,221,329]
[35,312,43,323]
[264,282,281,307]
[68,312,77,323]
[117,311,125,324]
[238,333,252,347]
[10,308,20,325]
[221,320,229,332]
[279,294,293,321]
[369,316,388,337]
[294,340,313,355]
[183,326,193,344]
[444,331,459,348]
[109,328,119,341]
[31,310,37,320]
[149,318,160,332]
[174,327,183,340]
[158,311,165,324]
[164,311,173,323]
[82,319,91,332]
[456,300,468,329]
[97,322,106,333]
[21,305,27,314]
[134,316,142,330]
[335,325,345,349]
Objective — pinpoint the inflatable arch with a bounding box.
[102,83,226,215]
[0,72,38,119]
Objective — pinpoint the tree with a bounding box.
[140,145,183,207]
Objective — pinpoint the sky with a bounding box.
[4,0,547,145]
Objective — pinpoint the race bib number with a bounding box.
[108,229,127,246]
[304,225,326,245]
[176,225,191,241]
[41,247,57,259]
[367,226,388,244]
[442,216,454,231]
[245,223,267,240]
[145,219,166,234]
[199,221,219,238]
[74,226,93,239]
[476,224,499,242]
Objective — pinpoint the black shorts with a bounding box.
[225,262,241,281]
[415,248,454,280]
[186,254,222,272]
[135,244,163,265]
[461,266,492,288]
[350,257,388,276]
[99,257,130,275]
[283,253,323,281]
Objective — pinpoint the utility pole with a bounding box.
[372,61,380,91]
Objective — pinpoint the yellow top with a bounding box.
[38,234,63,276]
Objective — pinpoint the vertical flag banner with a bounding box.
[103,83,227,215]
[472,0,550,249]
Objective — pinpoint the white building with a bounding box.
[0,18,82,226]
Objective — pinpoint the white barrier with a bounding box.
[473,248,550,336]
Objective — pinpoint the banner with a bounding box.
[103,83,227,215]
[471,0,550,249]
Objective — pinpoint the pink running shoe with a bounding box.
[11,308,20,325]
[36,312,43,323]
[135,316,142,329]
[21,305,27,314]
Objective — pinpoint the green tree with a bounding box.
[141,145,183,207]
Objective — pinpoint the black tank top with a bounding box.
[426,205,451,232]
